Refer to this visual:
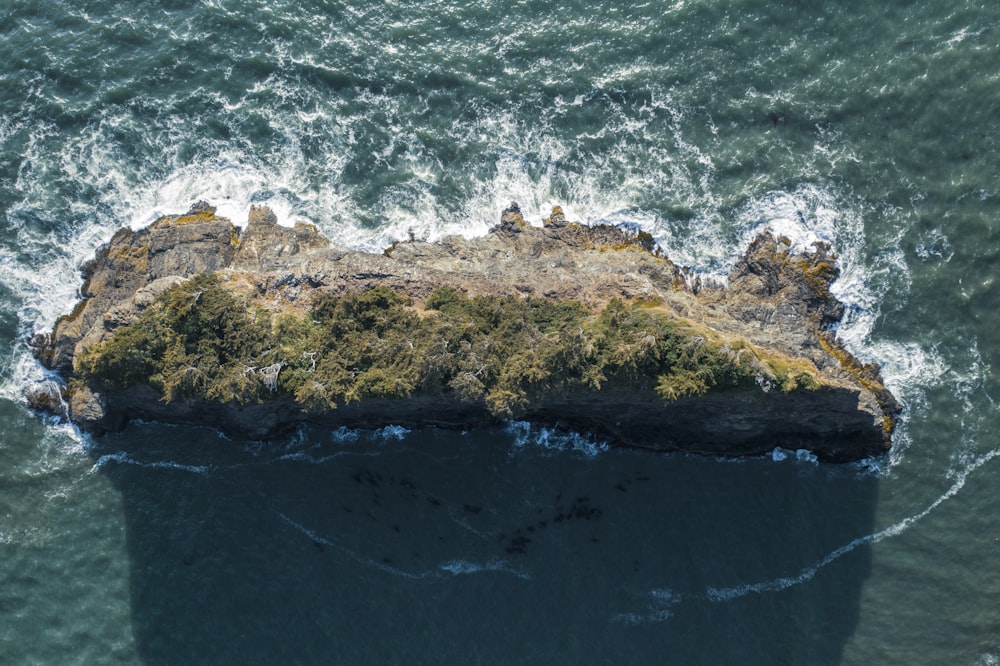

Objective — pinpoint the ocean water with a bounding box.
[1,1,998,663]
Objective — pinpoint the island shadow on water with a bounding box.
[91,421,878,665]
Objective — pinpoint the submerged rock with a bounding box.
[30,202,900,461]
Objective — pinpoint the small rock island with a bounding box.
[29,202,900,462]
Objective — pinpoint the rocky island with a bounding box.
[29,202,900,462]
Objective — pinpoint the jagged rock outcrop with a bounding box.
[29,201,900,461]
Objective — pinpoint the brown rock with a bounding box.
[68,385,107,429]
[25,379,67,418]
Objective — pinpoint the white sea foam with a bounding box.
[768,447,820,466]
[275,452,312,463]
[330,426,362,443]
[9,420,93,481]
[914,228,954,263]
[858,334,982,470]
[438,558,529,579]
[795,449,819,464]
[91,452,211,475]
[121,162,303,233]
[506,420,609,458]
[979,646,1000,666]
[371,424,411,441]
[274,449,379,465]
[449,90,726,254]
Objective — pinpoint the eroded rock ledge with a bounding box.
[29,202,900,462]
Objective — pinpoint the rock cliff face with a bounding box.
[30,202,900,462]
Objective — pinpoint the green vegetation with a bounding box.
[77,275,822,417]
[77,274,273,403]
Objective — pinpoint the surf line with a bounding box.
[704,446,1000,602]
[90,451,214,475]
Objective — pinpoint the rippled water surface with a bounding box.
[1,1,999,663]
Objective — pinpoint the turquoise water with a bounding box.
[1,1,998,663]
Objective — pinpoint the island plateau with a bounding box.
[28,202,900,462]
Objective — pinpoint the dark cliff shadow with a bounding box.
[92,422,878,665]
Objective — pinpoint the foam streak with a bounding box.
[705,447,1000,602]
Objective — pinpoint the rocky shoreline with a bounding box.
[28,202,900,461]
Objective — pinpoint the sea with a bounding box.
[1,1,998,664]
